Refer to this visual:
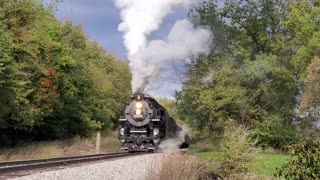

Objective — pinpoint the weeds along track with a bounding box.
[0,152,145,174]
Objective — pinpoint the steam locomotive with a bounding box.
[118,94,185,152]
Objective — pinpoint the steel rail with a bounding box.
[0,152,143,174]
[0,152,124,167]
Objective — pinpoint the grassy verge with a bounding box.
[254,152,291,175]
[194,151,291,176]
[0,131,120,161]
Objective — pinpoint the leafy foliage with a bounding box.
[212,121,258,177]
[301,57,320,110]
[252,115,299,149]
[157,97,185,126]
[175,0,320,149]
[0,0,131,146]
[286,1,320,73]
[274,139,320,179]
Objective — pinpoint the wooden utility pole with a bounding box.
[96,131,101,154]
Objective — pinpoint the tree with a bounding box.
[285,1,320,73]
[176,0,301,148]
[0,0,132,146]
[301,57,320,110]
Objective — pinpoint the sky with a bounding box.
[51,0,193,98]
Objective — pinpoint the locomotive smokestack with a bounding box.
[135,88,144,95]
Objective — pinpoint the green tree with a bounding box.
[0,21,15,127]
[177,0,301,148]
[285,1,320,73]
[0,0,132,145]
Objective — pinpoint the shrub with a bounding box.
[274,139,320,179]
[213,121,258,177]
[252,116,300,150]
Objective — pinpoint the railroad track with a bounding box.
[0,152,144,174]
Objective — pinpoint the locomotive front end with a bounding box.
[119,94,161,152]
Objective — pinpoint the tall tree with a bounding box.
[177,0,301,148]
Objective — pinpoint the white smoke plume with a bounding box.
[159,126,189,153]
[114,0,212,94]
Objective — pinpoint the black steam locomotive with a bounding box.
[118,94,183,152]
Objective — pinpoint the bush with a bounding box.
[252,116,300,150]
[274,139,320,179]
[212,121,258,177]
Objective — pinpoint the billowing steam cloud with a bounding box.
[159,126,189,153]
[114,0,212,93]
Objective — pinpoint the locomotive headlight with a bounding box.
[153,128,159,136]
[120,128,125,136]
[136,109,142,115]
[136,102,143,109]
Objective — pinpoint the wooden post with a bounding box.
[96,131,101,154]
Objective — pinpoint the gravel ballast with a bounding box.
[12,154,163,180]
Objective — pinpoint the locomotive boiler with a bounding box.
[118,94,182,152]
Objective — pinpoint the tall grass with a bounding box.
[148,154,205,180]
[0,131,120,161]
